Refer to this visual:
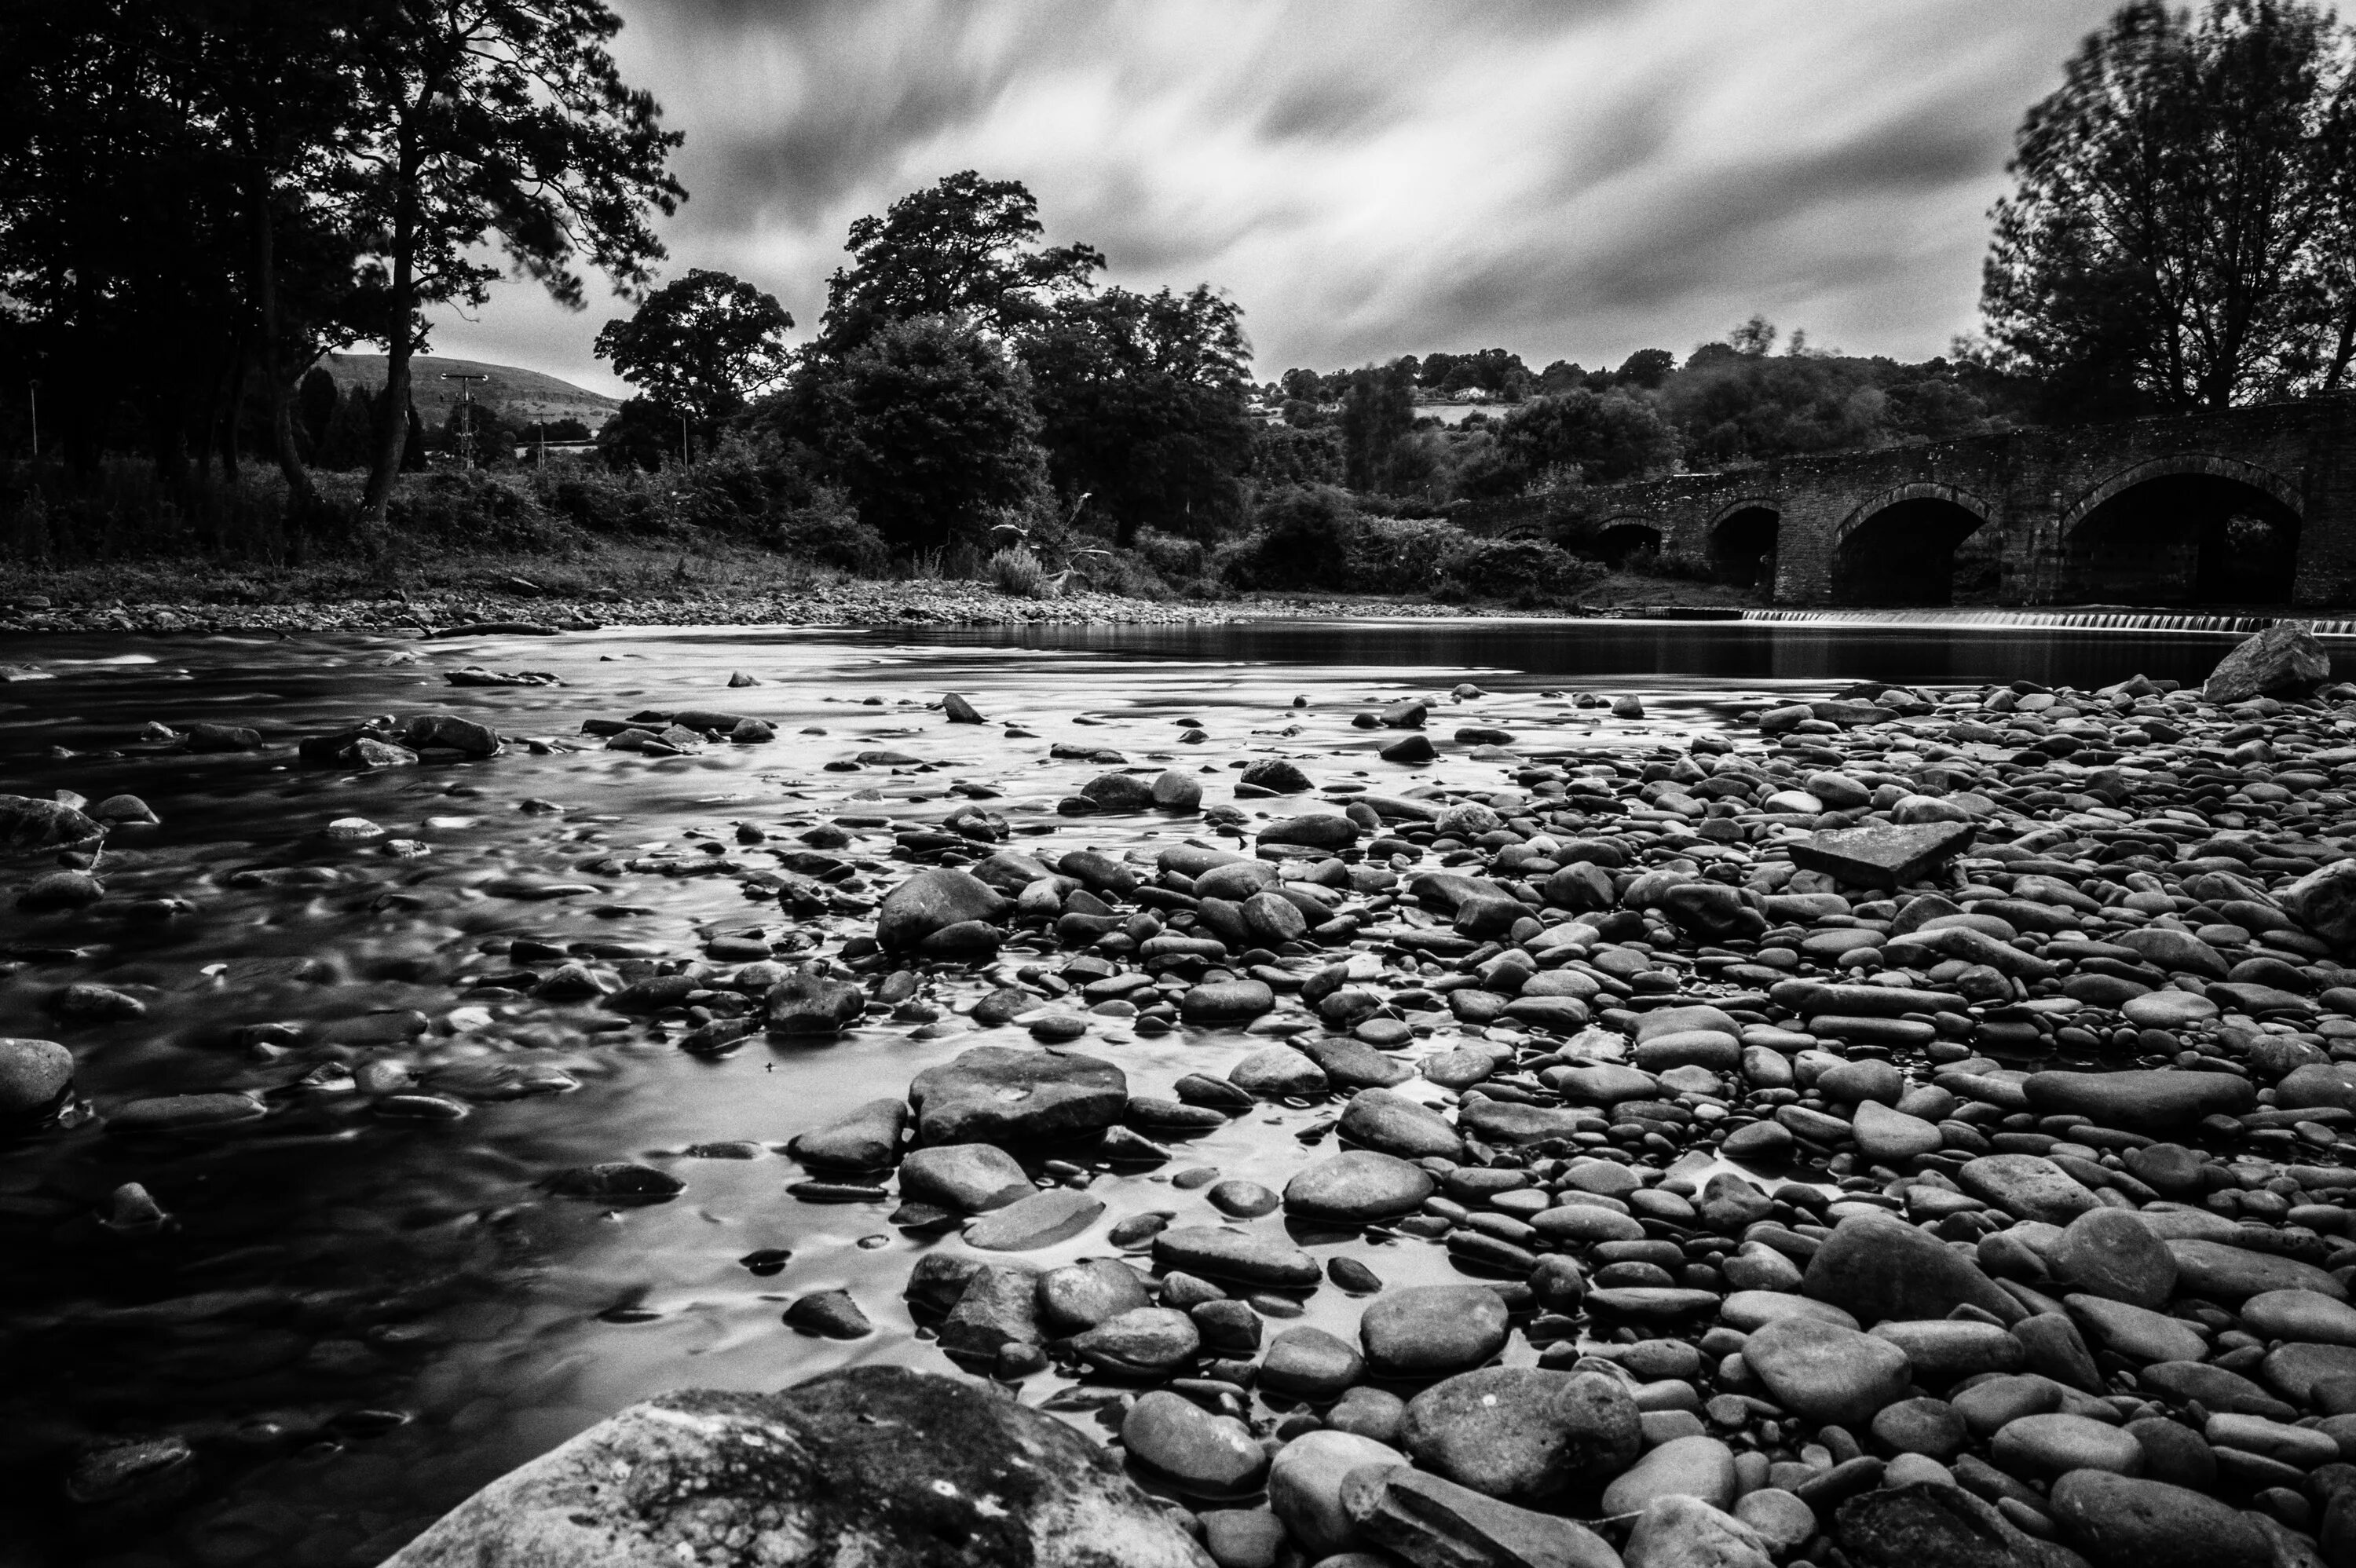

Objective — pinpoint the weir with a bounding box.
[1736,607,2356,635]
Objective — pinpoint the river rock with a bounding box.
[2274,1062,2356,1114]
[898,1144,1032,1212]
[2168,1237,2348,1301]
[1268,1431,1407,1557]
[877,868,1012,952]
[764,965,866,1035]
[965,1187,1104,1251]
[1742,1314,1912,1427]
[1261,1325,1366,1399]
[1181,980,1275,1024]
[937,1265,1043,1360]
[1399,1368,1640,1504]
[1869,1320,2025,1383]
[0,1037,73,1119]
[1853,1099,1944,1161]
[1992,1412,2146,1478]
[2202,621,2328,704]
[1600,1434,1740,1516]
[1790,821,1974,892]
[1122,1391,1264,1495]
[1958,1154,2098,1225]
[909,1047,1127,1144]
[2281,860,2356,948]
[1834,1482,2055,1568]
[381,1367,1211,1568]
[1337,1087,1465,1160]
[2022,1069,2254,1132]
[1074,1307,1199,1377]
[0,795,104,853]
[1339,1464,1622,1568]
[1360,1285,1510,1376]
[1803,1213,2019,1325]
[1623,1495,1772,1568]
[2241,1288,2356,1347]
[788,1098,906,1170]
[2049,1208,2175,1308]
[2046,1470,2270,1568]
[1151,1226,1320,1290]
[1227,1047,1327,1097]
[1282,1150,1434,1224]
[2065,1296,2208,1364]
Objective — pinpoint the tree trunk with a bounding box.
[2323,294,2356,394]
[252,180,317,511]
[360,123,419,534]
[220,352,247,484]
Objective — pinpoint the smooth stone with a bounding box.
[1622,1495,1773,1568]
[787,1098,906,1171]
[1993,1413,2145,1478]
[1073,1307,1200,1377]
[2046,1470,2271,1568]
[1282,1150,1436,1224]
[2049,1208,2176,1308]
[1268,1431,1408,1558]
[2022,1069,2254,1132]
[1038,1259,1151,1332]
[0,1037,74,1118]
[1802,1213,2019,1326]
[2064,1296,2208,1365]
[1853,1100,1944,1161]
[106,1092,266,1132]
[1337,1087,1465,1160]
[1957,1154,2099,1226]
[1732,1489,1816,1555]
[1339,1464,1623,1568]
[1952,1375,2064,1440]
[2241,1289,2356,1347]
[2274,1062,2356,1115]
[898,1144,1032,1212]
[1741,1314,1912,1427]
[1152,1226,1321,1290]
[908,1046,1127,1144]
[2121,992,2219,1029]
[1121,1391,1265,1495]
[2261,1342,2356,1405]
[1600,1434,1740,1516]
[1261,1326,1366,1400]
[2168,1239,2348,1302]
[1183,980,1276,1024]
[1720,1291,1860,1332]
[1399,1368,1641,1504]
[1871,1396,1968,1461]
[964,1188,1105,1252]
[1360,1285,1510,1377]
[2140,1360,2296,1420]
[1227,1047,1327,1097]
[1868,1320,2025,1383]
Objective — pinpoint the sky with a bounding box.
[424,0,2125,400]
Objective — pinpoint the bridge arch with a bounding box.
[1704,496,1780,588]
[1591,517,1663,567]
[1828,482,2000,605]
[2059,454,2303,604]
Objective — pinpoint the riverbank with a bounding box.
[0,545,1749,635]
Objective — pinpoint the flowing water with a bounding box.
[0,616,2347,1568]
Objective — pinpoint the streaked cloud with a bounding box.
[428,0,2122,395]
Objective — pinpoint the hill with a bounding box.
[316,353,621,430]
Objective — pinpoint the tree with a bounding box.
[1616,349,1677,389]
[785,316,1048,554]
[594,268,793,440]
[1726,316,1779,357]
[1022,284,1255,543]
[1494,390,1679,486]
[812,172,1103,358]
[1339,362,1417,492]
[1982,0,2356,412]
[338,0,685,528]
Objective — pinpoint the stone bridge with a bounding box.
[1462,396,2356,607]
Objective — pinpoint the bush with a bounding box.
[1232,484,1357,589]
[1434,537,1604,601]
[988,546,1053,598]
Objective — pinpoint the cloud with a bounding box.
[427,0,2120,395]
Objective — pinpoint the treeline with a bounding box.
[0,0,682,527]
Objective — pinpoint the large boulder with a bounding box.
[2202,621,2329,705]
[2283,860,2356,949]
[909,1047,1127,1145]
[2047,1470,2270,1568]
[876,868,1013,953]
[0,1037,74,1120]
[0,795,104,854]
[1398,1368,1639,1504]
[383,1367,1211,1567]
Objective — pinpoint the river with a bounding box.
[0,616,2344,1566]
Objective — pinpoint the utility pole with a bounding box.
[441,372,489,469]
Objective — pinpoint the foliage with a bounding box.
[1249,422,1344,488]
[782,316,1048,554]
[986,545,1052,598]
[1491,390,1680,486]
[594,268,794,440]
[812,171,1104,359]
[1982,0,2356,412]
[1021,283,1255,544]
[1339,363,1418,492]
[1237,484,1359,588]
[337,0,686,523]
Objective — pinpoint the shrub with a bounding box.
[988,546,1053,598]
[1233,484,1358,589]
[1434,536,1604,601]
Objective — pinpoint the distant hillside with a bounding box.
[316,353,621,430]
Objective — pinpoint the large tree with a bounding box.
[1982,0,2356,413]
[339,0,684,528]
[785,316,1047,554]
[812,171,1103,359]
[594,268,792,444]
[1022,284,1254,543]
[1338,362,1417,492]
